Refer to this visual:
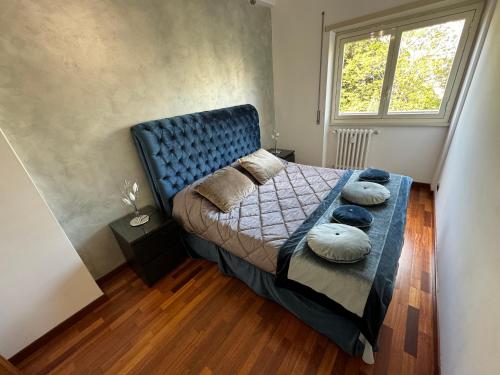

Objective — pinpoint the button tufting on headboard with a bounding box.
[131,104,261,216]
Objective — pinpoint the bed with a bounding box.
[131,104,412,363]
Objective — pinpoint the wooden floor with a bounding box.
[17,185,436,375]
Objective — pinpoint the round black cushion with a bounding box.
[332,205,373,227]
[359,168,390,183]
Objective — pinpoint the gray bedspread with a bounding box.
[276,170,413,346]
[172,162,345,273]
[282,171,404,316]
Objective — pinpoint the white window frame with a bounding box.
[330,1,484,126]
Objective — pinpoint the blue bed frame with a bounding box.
[131,104,370,357]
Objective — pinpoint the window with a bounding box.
[331,2,483,125]
[339,35,391,114]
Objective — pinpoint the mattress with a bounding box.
[172,162,345,273]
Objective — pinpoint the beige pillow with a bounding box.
[193,166,255,212]
[238,148,284,184]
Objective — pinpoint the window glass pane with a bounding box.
[339,34,391,114]
[388,19,465,113]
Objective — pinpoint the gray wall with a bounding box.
[0,0,274,278]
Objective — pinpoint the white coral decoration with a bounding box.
[121,180,140,212]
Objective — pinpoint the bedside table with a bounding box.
[267,148,295,162]
[109,205,185,286]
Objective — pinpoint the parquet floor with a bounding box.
[17,185,436,374]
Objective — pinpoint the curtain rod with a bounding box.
[316,11,325,125]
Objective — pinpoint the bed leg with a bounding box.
[360,334,375,365]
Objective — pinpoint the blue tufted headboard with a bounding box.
[131,104,261,216]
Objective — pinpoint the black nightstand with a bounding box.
[268,148,295,162]
[109,205,185,286]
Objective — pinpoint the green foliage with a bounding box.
[339,36,389,113]
[339,20,465,114]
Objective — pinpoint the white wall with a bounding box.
[0,130,103,359]
[271,0,448,182]
[435,4,500,374]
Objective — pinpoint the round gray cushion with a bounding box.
[341,181,390,206]
[307,223,371,263]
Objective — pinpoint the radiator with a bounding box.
[333,128,377,170]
